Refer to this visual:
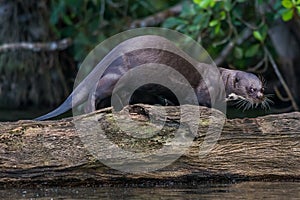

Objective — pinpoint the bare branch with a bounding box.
[0,38,72,53]
[264,46,299,111]
[274,85,291,102]
[214,41,234,66]
[214,28,252,66]
[130,4,182,28]
[247,54,268,73]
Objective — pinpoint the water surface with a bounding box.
[1,182,299,200]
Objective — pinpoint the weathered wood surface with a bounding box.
[0,105,299,187]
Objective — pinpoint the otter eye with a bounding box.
[249,88,256,93]
[234,77,240,83]
[261,87,265,93]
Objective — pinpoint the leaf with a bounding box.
[245,44,260,58]
[282,0,293,9]
[202,13,210,27]
[214,23,221,34]
[209,19,219,27]
[297,6,300,13]
[234,47,243,59]
[220,11,226,20]
[236,0,246,2]
[188,24,201,32]
[209,0,216,7]
[50,11,59,25]
[181,1,194,17]
[232,9,242,19]
[262,25,268,40]
[274,1,283,9]
[50,1,65,25]
[62,15,73,26]
[199,0,211,9]
[253,31,263,42]
[163,17,187,28]
[175,24,187,31]
[193,14,204,24]
[76,32,91,45]
[282,9,294,21]
[224,0,232,11]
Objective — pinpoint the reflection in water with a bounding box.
[0,182,299,199]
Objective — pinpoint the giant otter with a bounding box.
[35,35,271,121]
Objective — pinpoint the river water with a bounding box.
[0,182,299,199]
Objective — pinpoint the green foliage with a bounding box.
[253,25,268,43]
[280,0,300,21]
[49,0,300,70]
[233,47,243,59]
[49,0,178,62]
[163,0,300,69]
[245,44,260,58]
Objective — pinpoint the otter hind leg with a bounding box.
[85,74,121,113]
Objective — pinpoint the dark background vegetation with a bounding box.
[1,0,300,120]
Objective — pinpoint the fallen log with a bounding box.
[0,105,299,187]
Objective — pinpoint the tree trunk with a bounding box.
[0,105,299,187]
[0,0,71,108]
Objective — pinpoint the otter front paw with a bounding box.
[225,93,245,101]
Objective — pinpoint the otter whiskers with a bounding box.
[235,98,253,111]
[261,94,274,110]
[234,94,273,111]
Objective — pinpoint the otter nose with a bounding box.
[257,92,264,100]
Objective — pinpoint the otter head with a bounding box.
[233,71,264,103]
[225,71,272,110]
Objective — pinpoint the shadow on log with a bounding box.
[0,105,299,187]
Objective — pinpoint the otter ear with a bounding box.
[234,76,240,88]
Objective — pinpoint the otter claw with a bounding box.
[225,93,245,101]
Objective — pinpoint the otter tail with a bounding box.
[34,96,74,121]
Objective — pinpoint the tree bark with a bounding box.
[0,105,299,187]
